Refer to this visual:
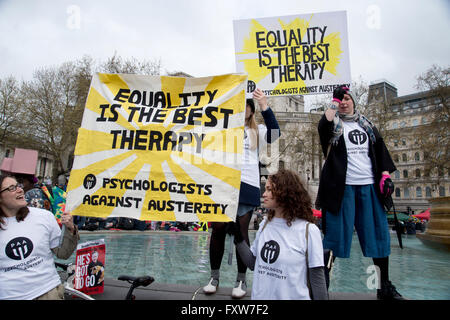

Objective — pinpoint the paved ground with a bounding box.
[79,278,377,300]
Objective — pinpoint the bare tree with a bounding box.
[0,76,24,143]
[414,65,450,186]
[20,61,87,176]
[17,54,163,180]
[99,52,162,75]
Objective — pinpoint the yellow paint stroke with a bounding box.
[85,86,136,131]
[236,19,272,83]
[321,32,343,76]
[67,150,135,192]
[140,162,175,221]
[165,158,232,222]
[172,151,241,190]
[204,74,247,102]
[74,128,119,155]
[202,127,244,154]
[97,73,141,127]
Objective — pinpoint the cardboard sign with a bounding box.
[74,239,106,295]
[234,11,351,97]
[0,148,38,175]
[66,73,247,222]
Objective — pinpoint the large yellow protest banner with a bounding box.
[233,11,351,97]
[66,73,247,222]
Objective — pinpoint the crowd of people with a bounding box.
[74,217,210,232]
[0,86,405,300]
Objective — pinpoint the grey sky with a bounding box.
[0,0,449,108]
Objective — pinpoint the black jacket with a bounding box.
[317,114,396,214]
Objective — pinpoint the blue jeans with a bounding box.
[323,184,390,258]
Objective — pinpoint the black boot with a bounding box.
[377,280,405,300]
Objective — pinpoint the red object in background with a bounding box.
[312,209,322,218]
[412,208,431,221]
[74,239,105,295]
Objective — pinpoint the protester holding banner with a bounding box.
[203,88,280,299]
[234,169,328,300]
[316,85,404,300]
[0,174,79,300]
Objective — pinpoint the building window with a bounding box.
[404,187,410,198]
[416,187,422,197]
[394,170,400,179]
[394,140,398,147]
[401,139,406,146]
[426,187,432,197]
[402,154,407,162]
[403,170,408,178]
[395,188,401,198]
[5,149,10,157]
[415,169,421,178]
[414,152,420,161]
[392,122,398,129]
[439,186,445,197]
[412,119,419,126]
[394,154,399,163]
[39,158,48,177]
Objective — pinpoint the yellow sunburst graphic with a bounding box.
[66,73,247,222]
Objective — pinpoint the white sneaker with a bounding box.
[231,281,247,299]
[203,278,219,294]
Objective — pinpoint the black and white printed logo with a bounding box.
[83,174,97,189]
[247,80,256,93]
[348,129,367,145]
[260,240,280,264]
[5,237,34,260]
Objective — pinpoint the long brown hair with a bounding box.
[266,169,314,226]
[0,174,29,230]
[246,99,259,150]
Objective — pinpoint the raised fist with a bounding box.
[332,85,349,103]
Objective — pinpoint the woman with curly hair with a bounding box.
[234,169,328,300]
[203,88,280,299]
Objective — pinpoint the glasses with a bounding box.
[0,183,24,194]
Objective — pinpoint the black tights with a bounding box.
[209,210,252,273]
[325,256,389,289]
[372,257,389,283]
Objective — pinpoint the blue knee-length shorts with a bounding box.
[323,184,390,258]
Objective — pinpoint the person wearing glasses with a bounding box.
[0,174,79,300]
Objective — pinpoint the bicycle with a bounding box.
[55,262,155,300]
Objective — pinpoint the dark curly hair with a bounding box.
[0,174,29,230]
[266,169,314,226]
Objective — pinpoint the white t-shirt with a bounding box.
[250,217,324,300]
[241,124,267,188]
[343,121,374,185]
[0,207,62,300]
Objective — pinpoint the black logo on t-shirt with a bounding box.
[348,129,367,145]
[5,237,34,260]
[260,240,280,264]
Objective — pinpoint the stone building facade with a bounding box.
[368,80,449,213]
